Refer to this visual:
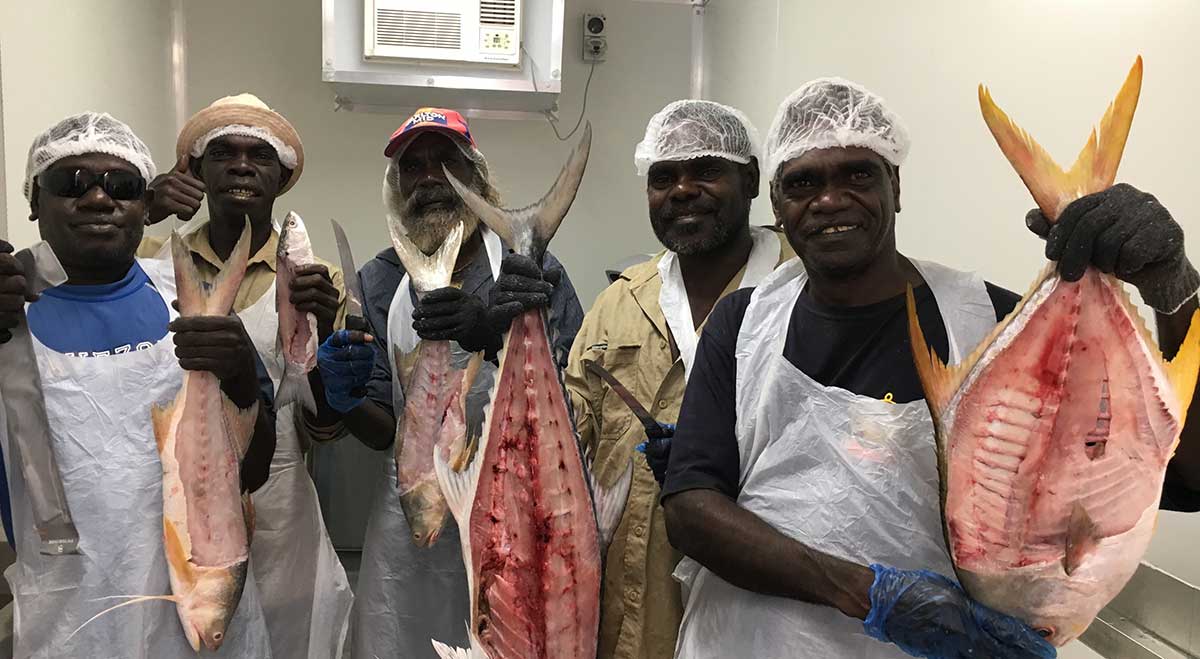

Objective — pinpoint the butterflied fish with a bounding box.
[389,220,482,547]
[909,56,1200,646]
[432,124,632,659]
[275,211,318,413]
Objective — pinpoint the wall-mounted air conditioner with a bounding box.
[324,0,560,118]
[364,0,523,67]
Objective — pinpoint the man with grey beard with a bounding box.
[331,108,584,659]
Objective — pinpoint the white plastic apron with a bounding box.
[239,277,353,659]
[673,257,997,659]
[3,258,272,658]
[657,226,780,379]
[351,229,501,659]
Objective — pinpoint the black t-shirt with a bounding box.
[660,281,1200,512]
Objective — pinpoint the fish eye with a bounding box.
[1035,627,1053,638]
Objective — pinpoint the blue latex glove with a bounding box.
[863,565,1056,659]
[635,423,675,486]
[317,330,375,413]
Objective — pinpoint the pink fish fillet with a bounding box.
[432,124,632,659]
[275,211,318,413]
[389,220,482,547]
[910,56,1200,647]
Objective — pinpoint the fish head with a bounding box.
[178,561,248,651]
[400,481,450,548]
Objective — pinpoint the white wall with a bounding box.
[705,2,1200,656]
[0,0,177,250]
[178,0,694,307]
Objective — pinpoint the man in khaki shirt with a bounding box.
[563,100,794,659]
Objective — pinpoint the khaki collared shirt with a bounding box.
[139,219,348,441]
[565,229,794,659]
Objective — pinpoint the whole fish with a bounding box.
[909,56,1200,646]
[155,221,258,651]
[432,124,631,659]
[275,211,318,413]
[388,220,481,547]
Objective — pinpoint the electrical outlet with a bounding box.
[583,13,607,62]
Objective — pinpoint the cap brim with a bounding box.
[178,105,304,194]
[384,125,472,159]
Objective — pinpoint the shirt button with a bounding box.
[659,339,667,350]
[634,525,645,537]
[627,589,641,604]
[657,400,668,410]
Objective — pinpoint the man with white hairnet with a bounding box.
[659,78,1200,658]
[326,107,584,659]
[139,93,353,659]
[562,99,792,659]
[0,112,275,656]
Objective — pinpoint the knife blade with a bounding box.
[584,360,672,439]
[331,219,372,398]
[2,242,80,554]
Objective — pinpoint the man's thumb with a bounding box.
[1025,209,1052,240]
[174,154,191,175]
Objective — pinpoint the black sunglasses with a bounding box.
[38,168,146,201]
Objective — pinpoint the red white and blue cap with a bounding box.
[385,107,477,158]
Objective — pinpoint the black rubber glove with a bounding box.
[486,254,560,333]
[1026,183,1199,313]
[411,287,496,354]
[635,423,675,486]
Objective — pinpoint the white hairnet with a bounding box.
[190,124,300,170]
[764,77,910,182]
[634,100,760,176]
[24,112,156,201]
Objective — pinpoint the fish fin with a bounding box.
[170,231,207,317]
[391,221,464,294]
[434,427,483,529]
[450,433,479,474]
[979,56,1143,220]
[65,594,180,643]
[906,285,959,417]
[1073,56,1143,193]
[1164,308,1200,420]
[163,517,197,590]
[151,402,173,455]
[275,366,317,415]
[1064,502,1102,576]
[206,219,253,315]
[442,124,592,259]
[221,396,259,459]
[431,639,481,659]
[593,458,634,553]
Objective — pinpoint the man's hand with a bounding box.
[170,314,259,408]
[863,565,1056,659]
[146,155,205,225]
[0,240,37,345]
[636,423,675,486]
[1026,183,1199,313]
[486,254,559,331]
[290,264,340,342]
[411,287,494,353]
[317,329,376,413]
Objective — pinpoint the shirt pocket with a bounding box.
[592,343,644,443]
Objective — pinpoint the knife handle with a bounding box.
[345,315,369,398]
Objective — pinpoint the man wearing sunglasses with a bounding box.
[0,112,275,657]
[138,93,354,659]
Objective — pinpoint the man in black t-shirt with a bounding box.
[655,78,1200,659]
